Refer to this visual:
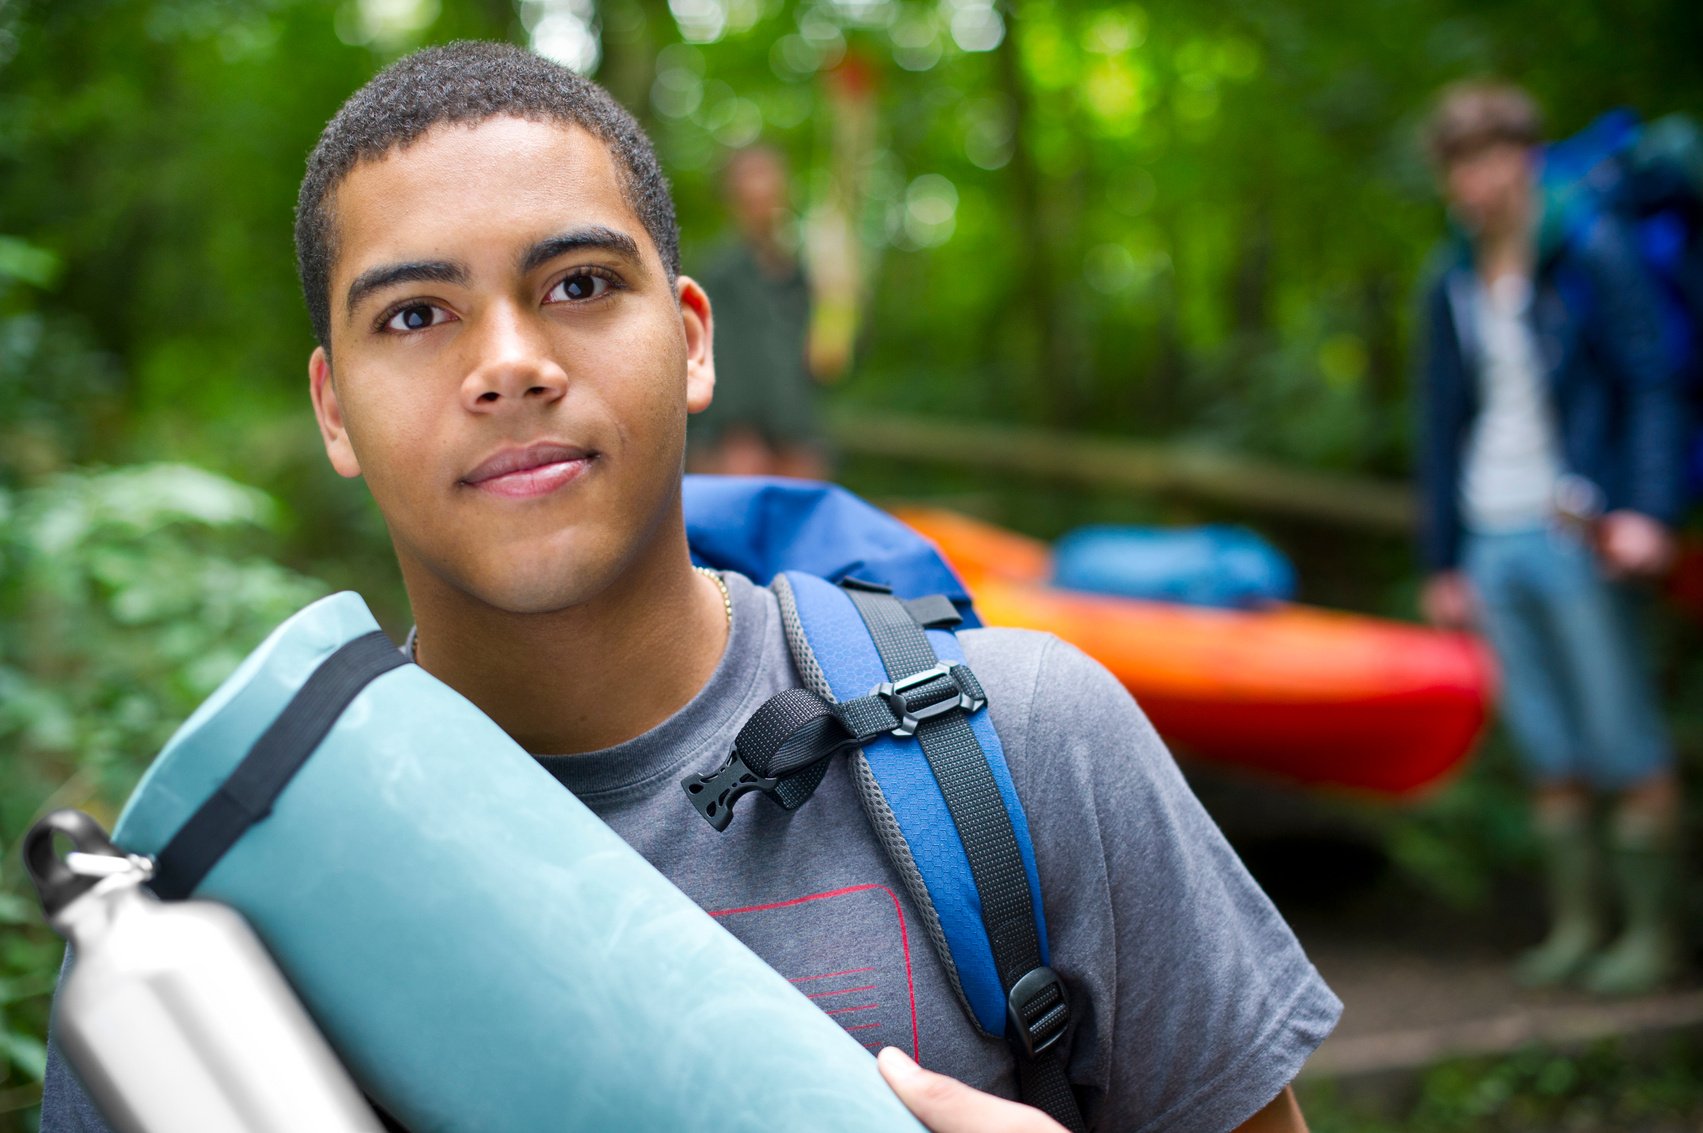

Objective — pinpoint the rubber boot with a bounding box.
[1514,806,1602,988]
[1581,814,1679,996]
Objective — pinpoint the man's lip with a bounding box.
[461,442,595,486]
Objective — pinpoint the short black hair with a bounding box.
[294,41,679,350]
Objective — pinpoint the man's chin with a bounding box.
[395,546,598,620]
[461,569,602,618]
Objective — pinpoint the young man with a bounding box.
[42,43,1337,1132]
[1415,82,1687,995]
[687,145,832,480]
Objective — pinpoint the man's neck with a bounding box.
[739,227,793,278]
[1473,196,1535,285]
[1476,232,1531,287]
[402,532,730,756]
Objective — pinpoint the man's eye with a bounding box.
[383,303,453,332]
[547,271,614,303]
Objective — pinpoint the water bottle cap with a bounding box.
[22,810,139,919]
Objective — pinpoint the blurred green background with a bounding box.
[2,0,1701,1128]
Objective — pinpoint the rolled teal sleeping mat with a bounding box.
[112,592,924,1133]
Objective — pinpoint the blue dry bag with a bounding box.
[1051,524,1297,609]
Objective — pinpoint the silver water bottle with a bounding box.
[24,809,388,1133]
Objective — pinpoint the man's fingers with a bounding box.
[1420,572,1475,630]
[1597,510,1678,580]
[876,1047,1067,1133]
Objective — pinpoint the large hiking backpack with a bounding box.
[683,475,1086,1131]
[1544,109,1703,502]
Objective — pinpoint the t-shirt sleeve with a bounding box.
[40,1036,115,1133]
[39,952,119,1133]
[979,630,1341,1133]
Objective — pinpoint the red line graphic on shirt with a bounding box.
[709,883,920,1058]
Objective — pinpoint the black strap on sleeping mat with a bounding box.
[149,631,407,901]
[840,581,1086,1133]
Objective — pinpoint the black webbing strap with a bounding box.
[1019,1053,1085,1131]
[900,593,963,630]
[149,631,407,901]
[841,584,1086,1133]
[683,661,988,831]
[684,689,852,829]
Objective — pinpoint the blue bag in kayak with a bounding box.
[1052,524,1297,609]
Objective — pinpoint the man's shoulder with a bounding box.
[957,624,1086,725]
[957,623,1056,682]
[958,624,1130,706]
[957,624,1172,788]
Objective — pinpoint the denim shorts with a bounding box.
[1462,525,1673,790]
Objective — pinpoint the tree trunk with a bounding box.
[596,0,659,124]
[993,0,1076,427]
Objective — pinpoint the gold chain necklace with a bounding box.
[697,565,732,627]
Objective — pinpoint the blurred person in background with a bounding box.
[688,145,837,480]
[1414,81,1688,995]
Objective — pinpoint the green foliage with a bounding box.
[0,1,1698,1125]
[2,0,1699,488]
[0,464,329,797]
[0,234,122,486]
[1301,1038,1703,1131]
[0,466,326,1128]
[1381,734,1535,909]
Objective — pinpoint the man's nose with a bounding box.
[461,304,568,412]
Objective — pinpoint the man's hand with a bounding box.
[1420,570,1477,630]
[1597,510,1677,580]
[878,1047,1311,1133]
[1235,1086,1309,1132]
[876,1047,1066,1133]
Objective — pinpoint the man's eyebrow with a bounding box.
[344,260,469,319]
[520,227,645,276]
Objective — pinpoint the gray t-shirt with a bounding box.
[42,571,1339,1133]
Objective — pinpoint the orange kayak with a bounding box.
[893,507,1495,796]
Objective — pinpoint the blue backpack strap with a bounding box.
[771,571,1084,1132]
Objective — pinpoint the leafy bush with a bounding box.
[1301,1037,1703,1132]
[0,464,326,1128]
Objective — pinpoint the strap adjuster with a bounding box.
[1006,966,1070,1058]
[874,663,986,738]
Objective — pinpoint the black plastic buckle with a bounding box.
[682,751,779,832]
[1006,966,1070,1058]
[874,663,986,738]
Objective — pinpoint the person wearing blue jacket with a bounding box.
[1414,82,1687,995]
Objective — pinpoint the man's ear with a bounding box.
[677,274,715,415]
[309,347,362,479]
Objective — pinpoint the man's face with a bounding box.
[727,150,788,242]
[310,116,714,614]
[1441,140,1533,240]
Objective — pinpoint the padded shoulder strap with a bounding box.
[772,572,1084,1132]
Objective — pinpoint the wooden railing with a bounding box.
[829,412,1415,533]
